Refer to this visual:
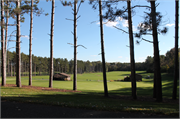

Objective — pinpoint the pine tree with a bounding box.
[29,0,33,86]
[49,0,55,88]
[150,1,162,102]
[99,0,108,97]
[62,0,85,90]
[1,0,6,86]
[16,0,21,87]
[127,0,137,99]
[73,0,77,90]
[172,0,179,100]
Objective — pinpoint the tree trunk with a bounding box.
[1,0,6,86]
[172,0,179,100]
[73,1,77,91]
[25,61,26,76]
[59,65,60,72]
[21,61,23,76]
[16,0,21,87]
[29,0,33,84]
[99,0,108,97]
[5,0,9,77]
[7,55,9,76]
[127,1,137,99]
[34,63,36,76]
[150,1,162,102]
[49,0,55,88]
[153,68,157,98]
[10,61,12,77]
[14,65,15,76]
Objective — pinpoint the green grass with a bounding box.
[4,71,179,97]
[1,71,179,116]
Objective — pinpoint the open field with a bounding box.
[1,71,179,116]
[2,71,179,97]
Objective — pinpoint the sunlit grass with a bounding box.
[2,71,178,98]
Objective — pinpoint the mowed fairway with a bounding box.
[2,71,179,98]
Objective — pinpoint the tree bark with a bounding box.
[127,1,137,99]
[49,0,55,88]
[29,0,33,83]
[7,55,9,76]
[25,61,26,76]
[11,61,12,77]
[16,0,21,87]
[1,0,6,86]
[150,1,162,102]
[153,68,157,98]
[73,0,77,91]
[5,0,9,77]
[14,65,15,76]
[34,64,36,76]
[21,61,23,76]
[99,0,108,97]
[172,0,179,100]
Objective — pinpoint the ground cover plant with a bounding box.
[1,71,179,116]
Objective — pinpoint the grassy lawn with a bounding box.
[1,71,179,115]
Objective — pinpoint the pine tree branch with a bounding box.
[67,43,87,49]
[77,44,87,49]
[142,38,153,43]
[67,43,74,46]
[66,18,73,21]
[7,47,16,50]
[113,26,129,34]
[131,5,151,9]
[77,1,82,14]
[8,40,17,42]
[71,31,74,35]
[90,20,99,24]
[0,22,16,26]
[77,15,81,20]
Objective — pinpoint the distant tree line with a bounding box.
[0,47,178,76]
[109,48,179,74]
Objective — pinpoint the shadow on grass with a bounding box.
[1,89,178,110]
[1,84,179,117]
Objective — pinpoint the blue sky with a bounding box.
[7,0,179,63]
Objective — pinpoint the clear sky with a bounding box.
[7,0,179,63]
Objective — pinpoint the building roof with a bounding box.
[59,73,71,77]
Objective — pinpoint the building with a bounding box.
[129,74,142,81]
[53,73,71,81]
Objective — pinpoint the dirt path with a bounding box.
[1,84,82,92]
[1,100,178,118]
